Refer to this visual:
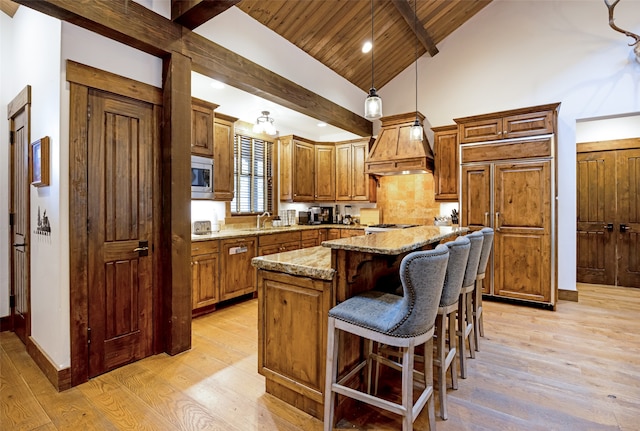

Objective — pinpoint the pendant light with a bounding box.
[364,0,382,120]
[253,111,277,136]
[409,0,423,142]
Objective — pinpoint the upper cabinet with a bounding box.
[314,144,336,201]
[456,104,557,144]
[336,138,375,202]
[213,113,237,201]
[280,136,334,202]
[191,98,236,201]
[191,98,218,157]
[432,125,459,202]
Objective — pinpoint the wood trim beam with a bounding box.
[391,0,439,57]
[7,85,31,119]
[15,0,372,137]
[171,0,240,30]
[576,137,640,153]
[0,0,19,18]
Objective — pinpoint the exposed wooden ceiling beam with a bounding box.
[13,0,372,137]
[391,0,439,57]
[1,0,20,18]
[171,0,241,30]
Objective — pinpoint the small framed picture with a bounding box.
[31,136,50,187]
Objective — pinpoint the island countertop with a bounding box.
[321,225,468,255]
[251,246,334,280]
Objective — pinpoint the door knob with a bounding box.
[133,240,149,256]
[620,224,631,233]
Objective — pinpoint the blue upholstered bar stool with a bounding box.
[457,231,483,379]
[434,235,470,420]
[473,227,494,351]
[323,245,450,431]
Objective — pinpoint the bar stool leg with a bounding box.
[324,317,339,431]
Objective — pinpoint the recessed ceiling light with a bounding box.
[362,41,372,54]
[317,122,327,127]
[210,80,225,89]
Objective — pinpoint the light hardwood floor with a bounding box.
[2,283,639,430]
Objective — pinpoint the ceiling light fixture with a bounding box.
[253,111,277,136]
[362,41,372,54]
[410,0,423,142]
[364,0,382,120]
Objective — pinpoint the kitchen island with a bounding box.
[251,226,466,419]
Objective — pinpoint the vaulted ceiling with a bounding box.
[234,0,492,92]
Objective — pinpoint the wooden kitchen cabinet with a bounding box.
[456,103,556,144]
[335,138,376,202]
[301,229,322,248]
[326,228,341,240]
[432,125,459,201]
[213,113,236,201]
[191,98,217,157]
[340,228,364,238]
[191,240,219,313]
[280,135,315,202]
[459,103,559,308]
[220,236,257,302]
[314,144,336,201]
[258,231,302,256]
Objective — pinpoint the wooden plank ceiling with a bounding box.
[235,0,492,92]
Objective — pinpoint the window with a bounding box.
[231,134,274,215]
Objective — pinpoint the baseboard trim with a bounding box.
[0,315,13,332]
[558,289,579,302]
[27,336,72,391]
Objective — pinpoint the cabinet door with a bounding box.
[213,118,234,201]
[279,137,293,201]
[192,253,219,309]
[503,110,554,139]
[326,229,340,240]
[433,126,458,201]
[220,237,257,301]
[191,102,214,156]
[314,144,335,201]
[351,141,370,201]
[293,140,315,201]
[461,164,491,230]
[458,118,502,144]
[335,144,352,201]
[493,161,551,303]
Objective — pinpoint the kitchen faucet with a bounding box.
[257,211,271,229]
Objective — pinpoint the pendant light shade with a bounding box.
[410,0,423,141]
[365,88,383,120]
[253,111,277,136]
[364,0,382,120]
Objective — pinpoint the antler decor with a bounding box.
[604,0,640,63]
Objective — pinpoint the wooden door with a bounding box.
[87,90,155,377]
[433,125,458,201]
[576,151,617,285]
[213,116,235,201]
[220,237,257,301]
[616,149,640,287]
[351,141,369,201]
[293,140,314,201]
[493,161,552,303]
[279,136,292,201]
[314,144,335,201]
[461,163,491,231]
[191,100,214,156]
[335,144,351,201]
[9,90,30,345]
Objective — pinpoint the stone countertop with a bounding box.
[191,223,365,241]
[322,226,468,255]
[251,246,334,281]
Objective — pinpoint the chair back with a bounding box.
[440,236,471,307]
[462,231,484,288]
[477,227,494,277]
[392,244,449,337]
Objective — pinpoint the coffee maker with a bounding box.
[310,206,333,224]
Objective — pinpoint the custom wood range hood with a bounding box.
[365,112,435,176]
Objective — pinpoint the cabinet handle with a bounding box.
[484,212,489,227]
[495,212,500,231]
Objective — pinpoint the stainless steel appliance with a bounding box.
[191,155,214,199]
[364,223,418,234]
[310,206,333,224]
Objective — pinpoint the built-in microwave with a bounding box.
[191,155,214,199]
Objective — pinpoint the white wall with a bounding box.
[0,7,64,366]
[576,114,640,142]
[382,0,640,292]
[0,9,12,317]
